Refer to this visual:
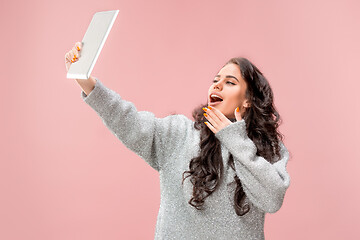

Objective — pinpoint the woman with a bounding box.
[65,42,291,240]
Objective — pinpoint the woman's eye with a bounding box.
[212,80,235,85]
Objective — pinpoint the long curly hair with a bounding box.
[181,57,285,216]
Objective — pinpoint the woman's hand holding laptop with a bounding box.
[65,42,82,71]
[65,42,96,96]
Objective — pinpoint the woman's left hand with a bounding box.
[202,106,242,134]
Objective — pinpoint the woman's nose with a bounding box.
[214,82,222,89]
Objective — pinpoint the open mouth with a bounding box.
[208,95,223,106]
[209,95,223,103]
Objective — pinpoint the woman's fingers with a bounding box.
[71,49,77,62]
[65,42,82,72]
[72,42,82,61]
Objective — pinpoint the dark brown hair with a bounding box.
[181,57,284,216]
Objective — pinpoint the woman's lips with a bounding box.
[208,101,222,106]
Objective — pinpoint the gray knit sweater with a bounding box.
[80,78,291,240]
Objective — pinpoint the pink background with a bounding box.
[1,0,359,239]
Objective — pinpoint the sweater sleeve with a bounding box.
[214,119,291,213]
[80,77,190,172]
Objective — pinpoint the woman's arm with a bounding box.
[215,120,291,213]
[75,75,96,96]
[80,77,191,172]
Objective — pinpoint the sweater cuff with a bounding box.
[214,119,249,151]
[80,77,112,115]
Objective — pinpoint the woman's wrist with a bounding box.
[76,75,96,96]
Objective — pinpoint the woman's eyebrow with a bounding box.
[214,75,239,83]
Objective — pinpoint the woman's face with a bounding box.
[207,63,250,119]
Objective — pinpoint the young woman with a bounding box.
[65,42,291,240]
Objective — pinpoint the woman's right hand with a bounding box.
[65,41,96,95]
[65,42,82,72]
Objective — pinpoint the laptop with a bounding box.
[67,10,119,79]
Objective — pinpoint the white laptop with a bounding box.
[67,10,119,79]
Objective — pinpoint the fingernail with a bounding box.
[74,54,77,58]
[202,107,207,112]
[203,113,208,117]
[208,106,212,110]
[77,46,80,50]
[236,107,240,112]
